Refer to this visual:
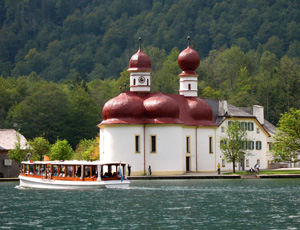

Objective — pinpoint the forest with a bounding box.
[1,0,300,149]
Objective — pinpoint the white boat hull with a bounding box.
[19,175,130,189]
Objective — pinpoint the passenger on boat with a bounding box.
[76,166,81,177]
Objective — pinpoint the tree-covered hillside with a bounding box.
[1,0,300,81]
[1,0,300,148]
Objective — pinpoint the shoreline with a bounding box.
[2,173,300,182]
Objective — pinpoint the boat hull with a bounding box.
[19,175,130,189]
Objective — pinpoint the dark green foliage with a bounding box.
[0,0,300,81]
[1,0,300,148]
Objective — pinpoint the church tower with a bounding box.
[178,37,200,97]
[128,38,152,92]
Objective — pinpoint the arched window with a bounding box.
[188,84,191,90]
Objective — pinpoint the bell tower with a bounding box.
[128,38,152,92]
[178,37,200,97]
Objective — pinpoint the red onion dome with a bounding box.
[186,98,213,121]
[128,47,152,72]
[144,93,179,119]
[178,46,200,76]
[102,92,144,120]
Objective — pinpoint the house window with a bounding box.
[248,141,254,150]
[186,136,190,153]
[221,127,225,132]
[242,141,247,150]
[135,135,140,153]
[256,128,260,134]
[228,121,232,126]
[257,159,260,166]
[209,136,213,153]
[240,122,247,131]
[256,141,262,150]
[248,122,254,131]
[222,159,225,167]
[246,159,249,167]
[150,135,156,153]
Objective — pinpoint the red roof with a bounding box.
[128,47,152,72]
[100,92,215,126]
[178,46,200,76]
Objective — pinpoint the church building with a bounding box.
[98,42,276,175]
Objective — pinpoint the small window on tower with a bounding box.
[133,79,136,85]
[188,84,191,90]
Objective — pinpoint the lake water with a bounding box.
[1,179,300,229]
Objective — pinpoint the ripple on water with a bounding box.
[1,179,300,229]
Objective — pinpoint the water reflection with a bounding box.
[1,179,300,229]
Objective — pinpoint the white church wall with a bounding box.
[182,127,197,172]
[145,125,183,175]
[197,128,216,171]
[100,125,145,175]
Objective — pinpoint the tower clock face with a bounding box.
[138,76,145,83]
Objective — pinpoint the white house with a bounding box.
[98,43,276,175]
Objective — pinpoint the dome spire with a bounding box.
[178,37,200,97]
[139,37,142,51]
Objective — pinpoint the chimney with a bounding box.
[253,105,264,125]
[219,100,228,116]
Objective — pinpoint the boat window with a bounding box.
[52,165,58,176]
[67,166,73,177]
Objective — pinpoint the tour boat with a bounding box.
[19,160,130,189]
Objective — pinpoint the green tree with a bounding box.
[50,139,73,160]
[73,138,98,161]
[8,83,68,143]
[28,137,50,161]
[220,120,249,173]
[65,87,99,147]
[272,108,300,164]
[8,132,28,166]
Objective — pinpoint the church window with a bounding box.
[209,136,213,153]
[186,136,190,153]
[135,135,140,153]
[150,135,156,153]
[147,79,149,85]
[133,79,136,85]
[188,84,191,90]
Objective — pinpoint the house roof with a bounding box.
[204,98,276,136]
[0,129,28,151]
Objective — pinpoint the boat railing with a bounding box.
[20,162,127,181]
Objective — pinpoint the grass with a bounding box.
[223,170,300,175]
